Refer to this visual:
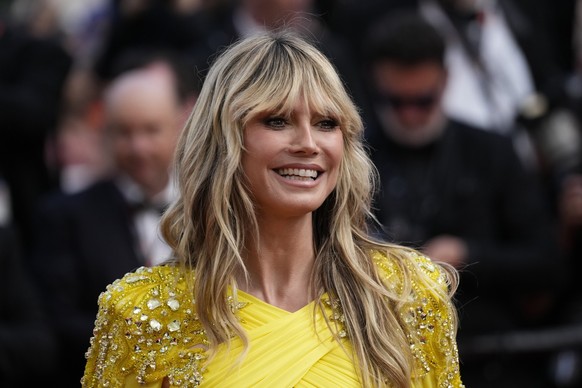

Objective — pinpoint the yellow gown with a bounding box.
[82,252,464,387]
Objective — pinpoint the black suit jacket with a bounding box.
[29,180,144,386]
[0,226,57,385]
[368,119,562,335]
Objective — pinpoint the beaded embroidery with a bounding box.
[373,251,463,388]
[82,266,210,387]
[83,252,463,387]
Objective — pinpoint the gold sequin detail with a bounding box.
[83,253,463,387]
[373,251,464,388]
[82,266,208,387]
[324,296,348,339]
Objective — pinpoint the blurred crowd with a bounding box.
[1,0,582,386]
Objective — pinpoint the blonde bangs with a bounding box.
[226,38,359,140]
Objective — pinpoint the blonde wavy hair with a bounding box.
[160,31,457,387]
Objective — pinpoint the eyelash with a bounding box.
[264,117,287,128]
[317,119,339,131]
[263,117,339,131]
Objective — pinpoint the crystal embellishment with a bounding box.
[147,299,162,310]
[150,319,162,331]
[168,320,180,332]
[167,299,180,311]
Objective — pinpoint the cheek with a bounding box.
[156,136,177,158]
[242,132,276,168]
[323,137,344,188]
[336,140,345,163]
[240,150,261,186]
[331,154,343,184]
[327,135,345,169]
[113,139,131,160]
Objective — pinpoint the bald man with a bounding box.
[104,63,183,204]
[28,58,192,385]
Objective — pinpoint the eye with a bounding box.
[317,118,339,131]
[264,117,287,129]
[145,124,163,136]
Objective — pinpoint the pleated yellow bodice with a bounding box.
[202,291,359,387]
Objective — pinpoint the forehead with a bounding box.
[372,61,445,93]
[107,80,178,123]
[106,69,177,110]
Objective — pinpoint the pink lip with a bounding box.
[273,163,324,172]
[273,173,320,188]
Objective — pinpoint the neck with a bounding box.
[240,213,315,312]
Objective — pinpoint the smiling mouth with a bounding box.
[276,168,320,181]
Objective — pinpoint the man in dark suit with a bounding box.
[362,12,562,387]
[28,53,194,386]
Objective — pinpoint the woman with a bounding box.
[83,31,463,387]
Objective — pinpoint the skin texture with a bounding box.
[239,97,344,311]
[104,64,183,199]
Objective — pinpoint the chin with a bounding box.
[266,200,325,218]
[381,110,446,147]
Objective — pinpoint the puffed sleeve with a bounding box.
[373,250,464,387]
[82,266,207,388]
[83,272,137,386]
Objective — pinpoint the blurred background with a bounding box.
[1,0,581,386]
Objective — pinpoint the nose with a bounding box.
[289,123,319,155]
[123,131,155,157]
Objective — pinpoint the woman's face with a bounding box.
[241,97,344,219]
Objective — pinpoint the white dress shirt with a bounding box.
[116,175,176,266]
[420,0,535,133]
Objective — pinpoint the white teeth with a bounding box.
[277,168,318,179]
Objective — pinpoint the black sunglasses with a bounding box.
[376,91,439,110]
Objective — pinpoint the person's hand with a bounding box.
[422,235,468,268]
